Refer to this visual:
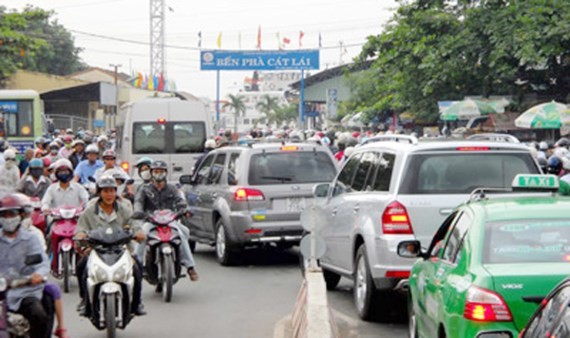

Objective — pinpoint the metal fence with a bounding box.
[45,114,89,131]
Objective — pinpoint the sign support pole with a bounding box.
[299,69,305,130]
[216,70,221,123]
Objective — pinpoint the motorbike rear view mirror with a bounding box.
[179,175,195,185]
[24,254,43,266]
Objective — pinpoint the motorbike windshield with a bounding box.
[88,227,131,246]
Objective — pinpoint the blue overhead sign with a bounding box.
[200,50,320,71]
[0,101,18,113]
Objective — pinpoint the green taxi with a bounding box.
[398,174,570,338]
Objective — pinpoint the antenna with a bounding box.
[150,0,166,78]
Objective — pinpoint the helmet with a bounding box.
[547,156,563,175]
[34,137,45,145]
[102,150,116,159]
[49,141,59,150]
[104,168,126,181]
[3,149,16,161]
[42,157,52,169]
[98,135,108,143]
[53,159,73,172]
[136,157,153,168]
[85,144,99,154]
[0,194,27,212]
[29,158,43,168]
[539,141,548,151]
[63,135,73,143]
[96,175,118,190]
[72,139,85,147]
[66,128,73,134]
[150,160,168,171]
[205,139,216,149]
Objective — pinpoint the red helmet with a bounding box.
[352,132,360,138]
[63,135,73,143]
[0,194,27,212]
[42,157,51,168]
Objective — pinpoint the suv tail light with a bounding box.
[382,201,413,234]
[234,188,265,201]
[464,286,513,322]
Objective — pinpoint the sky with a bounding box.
[10,0,398,99]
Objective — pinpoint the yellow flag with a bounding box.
[217,32,222,49]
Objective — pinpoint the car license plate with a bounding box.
[287,197,306,212]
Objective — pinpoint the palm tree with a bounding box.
[256,95,279,126]
[275,103,299,126]
[223,94,246,134]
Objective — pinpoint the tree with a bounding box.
[256,94,280,126]
[274,103,298,126]
[0,5,86,85]
[223,94,246,133]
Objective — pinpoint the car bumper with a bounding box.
[228,212,304,245]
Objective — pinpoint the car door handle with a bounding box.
[331,208,337,217]
[439,208,453,215]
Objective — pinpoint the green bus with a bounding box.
[0,89,45,152]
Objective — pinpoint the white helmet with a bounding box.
[539,141,548,150]
[85,144,99,154]
[204,139,216,149]
[344,146,355,158]
[554,147,568,159]
[53,159,73,171]
[3,149,16,161]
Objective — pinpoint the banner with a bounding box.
[200,50,320,71]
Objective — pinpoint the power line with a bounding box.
[53,0,126,10]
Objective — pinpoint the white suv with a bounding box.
[312,135,541,320]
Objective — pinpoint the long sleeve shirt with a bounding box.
[134,183,187,214]
[75,198,139,235]
[0,230,49,311]
[41,182,89,211]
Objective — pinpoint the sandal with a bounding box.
[54,328,69,338]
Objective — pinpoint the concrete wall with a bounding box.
[302,76,353,103]
[4,70,88,93]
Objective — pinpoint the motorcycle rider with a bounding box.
[69,139,87,169]
[41,159,89,220]
[74,175,147,316]
[16,158,50,199]
[58,135,74,159]
[0,194,53,338]
[73,144,103,185]
[134,160,199,281]
[0,148,21,191]
[134,157,153,195]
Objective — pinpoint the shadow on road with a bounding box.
[193,244,302,267]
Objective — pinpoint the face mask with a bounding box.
[65,144,71,149]
[56,172,72,183]
[152,172,167,182]
[140,170,151,181]
[1,216,21,233]
[50,149,58,155]
[50,173,56,182]
[30,168,43,178]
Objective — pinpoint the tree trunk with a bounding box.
[234,113,238,134]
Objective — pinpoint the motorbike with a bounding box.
[50,206,82,293]
[0,255,50,338]
[29,198,46,234]
[143,210,183,303]
[82,227,136,338]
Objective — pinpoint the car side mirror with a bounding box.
[179,175,195,185]
[25,254,43,266]
[397,240,424,259]
[313,183,330,198]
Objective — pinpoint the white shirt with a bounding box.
[41,182,89,211]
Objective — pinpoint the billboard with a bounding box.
[201,50,319,71]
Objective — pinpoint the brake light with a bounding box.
[157,118,166,125]
[245,228,262,234]
[280,145,299,151]
[234,188,265,201]
[382,201,413,234]
[464,286,512,322]
[385,271,410,278]
[456,146,490,151]
[121,161,129,172]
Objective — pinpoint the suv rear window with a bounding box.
[248,151,336,185]
[133,122,206,154]
[399,152,539,194]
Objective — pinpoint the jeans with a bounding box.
[76,254,144,313]
[135,221,195,269]
[17,294,54,338]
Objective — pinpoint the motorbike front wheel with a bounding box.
[161,254,174,303]
[105,294,117,338]
[62,251,71,293]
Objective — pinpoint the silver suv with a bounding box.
[179,143,338,266]
[311,136,541,320]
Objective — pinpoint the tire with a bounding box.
[408,295,418,338]
[62,251,71,293]
[354,245,380,321]
[162,253,174,303]
[189,240,196,253]
[105,294,117,338]
[215,220,239,266]
[323,269,341,290]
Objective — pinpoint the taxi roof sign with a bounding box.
[512,174,559,192]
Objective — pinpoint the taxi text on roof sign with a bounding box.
[512,174,559,191]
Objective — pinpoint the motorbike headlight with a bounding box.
[90,265,109,282]
[113,264,129,282]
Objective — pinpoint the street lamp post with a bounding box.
[109,63,122,129]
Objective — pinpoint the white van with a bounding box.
[115,98,211,183]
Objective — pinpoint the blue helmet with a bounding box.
[547,156,562,175]
[29,158,43,168]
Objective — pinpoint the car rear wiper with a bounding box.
[261,176,293,182]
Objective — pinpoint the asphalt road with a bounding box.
[59,245,407,338]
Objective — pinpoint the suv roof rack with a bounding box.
[361,135,419,145]
[468,187,512,202]
[466,133,520,143]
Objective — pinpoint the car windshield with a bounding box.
[484,220,570,264]
[399,152,539,194]
[248,151,336,185]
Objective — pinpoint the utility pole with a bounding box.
[339,41,344,65]
[150,0,166,78]
[109,63,122,129]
